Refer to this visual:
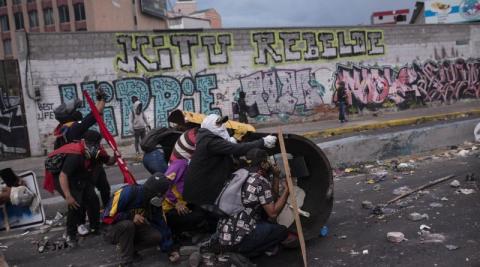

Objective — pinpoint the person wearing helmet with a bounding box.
[102,173,180,265]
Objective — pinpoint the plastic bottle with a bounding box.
[319,225,328,237]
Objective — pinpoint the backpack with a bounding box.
[215,169,250,216]
[140,127,174,153]
[44,153,66,175]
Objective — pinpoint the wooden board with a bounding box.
[277,128,308,267]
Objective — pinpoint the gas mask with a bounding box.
[84,143,101,160]
[150,195,164,208]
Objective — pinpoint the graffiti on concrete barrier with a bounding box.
[59,74,221,137]
[333,58,480,110]
[251,29,385,65]
[116,33,233,74]
[239,68,326,116]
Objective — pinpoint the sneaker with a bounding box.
[65,235,78,248]
[264,245,279,256]
[77,224,90,236]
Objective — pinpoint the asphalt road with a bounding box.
[1,145,479,266]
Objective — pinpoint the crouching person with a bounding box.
[217,148,290,258]
[102,173,180,265]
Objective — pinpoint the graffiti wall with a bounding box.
[15,25,480,155]
[334,58,480,110]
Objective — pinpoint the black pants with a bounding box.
[54,179,100,239]
[133,128,146,153]
[93,165,111,207]
[165,204,208,236]
[104,220,162,261]
[234,222,287,257]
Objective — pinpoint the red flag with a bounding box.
[82,90,137,185]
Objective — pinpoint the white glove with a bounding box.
[229,137,237,144]
[263,135,277,148]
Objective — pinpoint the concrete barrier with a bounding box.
[318,118,480,167]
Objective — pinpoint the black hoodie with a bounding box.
[183,128,264,206]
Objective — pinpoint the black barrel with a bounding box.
[245,132,333,240]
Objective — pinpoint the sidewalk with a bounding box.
[257,99,480,138]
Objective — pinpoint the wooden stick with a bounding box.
[2,205,9,232]
[387,175,455,205]
[277,128,308,267]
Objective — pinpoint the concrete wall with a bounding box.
[15,24,480,155]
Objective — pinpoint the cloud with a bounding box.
[196,0,415,27]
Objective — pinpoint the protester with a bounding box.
[102,173,180,265]
[216,148,289,257]
[237,91,249,123]
[50,89,112,234]
[140,127,176,174]
[131,96,150,156]
[335,81,349,123]
[55,131,105,247]
[183,114,277,207]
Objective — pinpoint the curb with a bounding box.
[302,109,480,139]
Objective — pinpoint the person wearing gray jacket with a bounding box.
[131,96,151,155]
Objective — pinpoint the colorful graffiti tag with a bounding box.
[239,68,325,116]
[334,58,480,109]
[58,74,220,137]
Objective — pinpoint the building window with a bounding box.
[14,12,24,30]
[58,5,70,23]
[0,15,8,31]
[74,3,85,21]
[43,8,54,25]
[0,0,6,7]
[395,15,407,22]
[13,0,22,5]
[3,39,12,56]
[27,0,36,2]
[29,10,39,28]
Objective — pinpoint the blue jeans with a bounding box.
[339,101,347,122]
[142,148,167,174]
[235,222,288,257]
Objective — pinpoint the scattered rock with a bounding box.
[458,150,469,157]
[430,202,443,208]
[408,212,429,221]
[373,184,382,191]
[393,186,411,196]
[458,188,475,195]
[362,250,369,255]
[420,224,431,231]
[441,197,448,201]
[472,146,478,151]
[450,180,461,188]
[387,232,406,243]
[338,235,347,239]
[346,199,354,203]
[397,163,415,171]
[421,232,446,243]
[349,250,360,256]
[361,201,374,209]
[445,244,459,251]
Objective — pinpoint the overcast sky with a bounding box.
[194,0,417,27]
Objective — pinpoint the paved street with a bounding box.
[1,143,479,266]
